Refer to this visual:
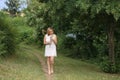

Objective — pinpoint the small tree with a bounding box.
[5,0,21,16]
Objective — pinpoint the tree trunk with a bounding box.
[108,23,115,65]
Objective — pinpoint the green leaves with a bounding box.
[0,12,17,56]
[76,0,91,13]
[5,0,22,15]
[25,0,120,73]
[0,31,7,55]
[105,1,120,21]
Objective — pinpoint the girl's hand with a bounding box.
[46,42,51,45]
[52,34,57,45]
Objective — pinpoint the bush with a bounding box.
[63,37,76,49]
[8,16,36,44]
[100,56,118,73]
[0,31,6,55]
[19,29,36,44]
[0,12,17,56]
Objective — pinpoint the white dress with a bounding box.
[45,34,57,57]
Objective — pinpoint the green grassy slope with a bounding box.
[0,44,120,80]
[0,44,45,80]
[36,46,120,80]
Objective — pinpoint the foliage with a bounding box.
[5,0,21,16]
[0,12,17,56]
[19,29,36,44]
[26,0,120,73]
[10,16,36,44]
[100,56,118,73]
[63,37,76,49]
[0,31,7,55]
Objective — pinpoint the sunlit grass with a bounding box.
[0,44,120,80]
[37,47,120,80]
[53,55,120,80]
[0,44,45,80]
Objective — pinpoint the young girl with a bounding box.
[44,27,57,75]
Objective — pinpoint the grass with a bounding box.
[0,44,120,80]
[0,44,45,80]
[38,47,120,80]
[53,56,120,80]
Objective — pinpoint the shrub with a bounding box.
[8,16,36,44]
[63,37,76,49]
[0,31,6,55]
[19,29,36,44]
[100,56,118,73]
[0,12,17,56]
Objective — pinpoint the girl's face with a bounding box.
[47,29,54,35]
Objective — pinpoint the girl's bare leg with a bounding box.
[47,57,51,75]
[50,56,54,74]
